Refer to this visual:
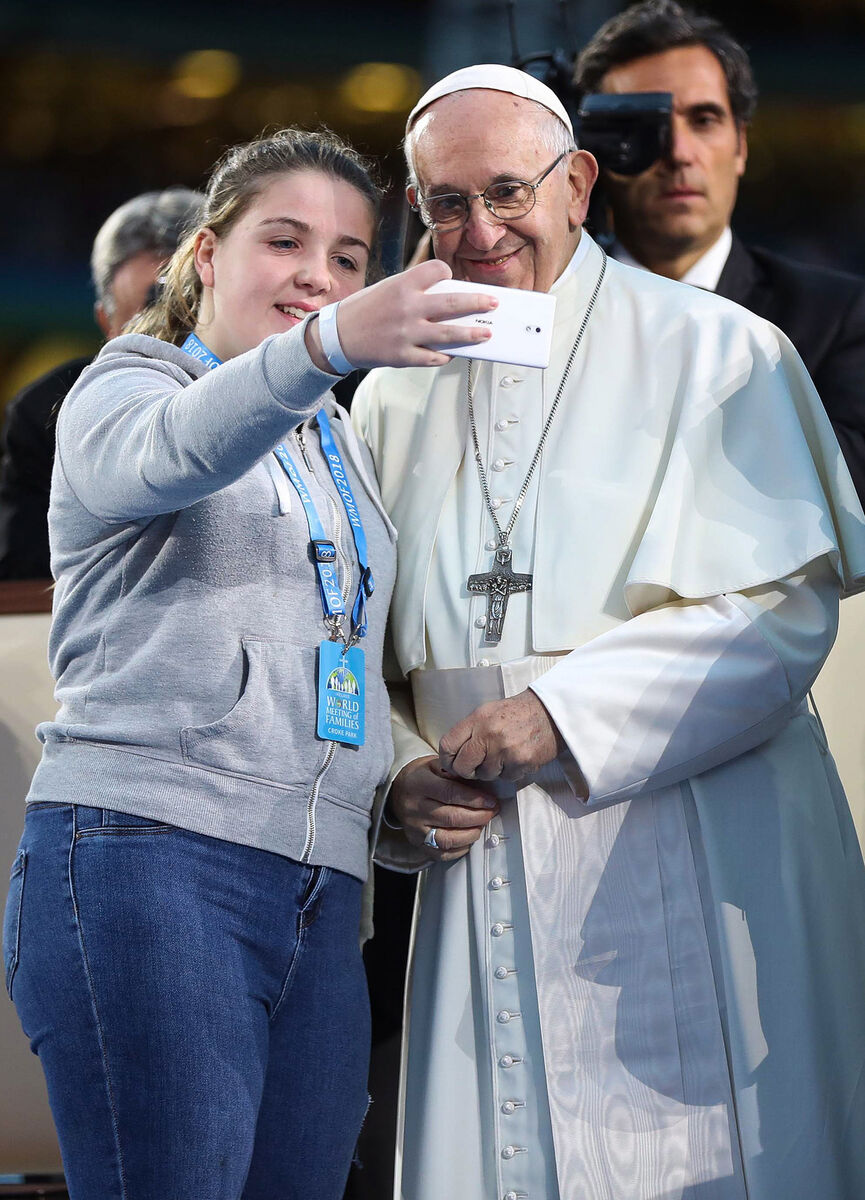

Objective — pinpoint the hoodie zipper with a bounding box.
[301,741,336,861]
[294,426,314,472]
[295,423,354,862]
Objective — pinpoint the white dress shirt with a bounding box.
[613,225,733,290]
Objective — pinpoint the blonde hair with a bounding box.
[130,128,382,345]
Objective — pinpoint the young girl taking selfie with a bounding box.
[3,127,494,1199]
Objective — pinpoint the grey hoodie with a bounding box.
[27,330,396,883]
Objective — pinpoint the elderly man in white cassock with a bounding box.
[350,64,865,1200]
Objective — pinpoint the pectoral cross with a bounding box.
[467,543,533,645]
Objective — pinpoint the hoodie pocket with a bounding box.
[181,637,321,788]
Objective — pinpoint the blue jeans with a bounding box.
[3,803,370,1200]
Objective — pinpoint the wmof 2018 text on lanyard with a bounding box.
[180,332,373,747]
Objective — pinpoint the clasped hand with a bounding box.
[390,691,562,861]
[439,689,562,782]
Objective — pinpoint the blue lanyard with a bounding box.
[180,332,374,643]
[180,331,222,371]
[314,411,374,637]
[272,439,348,630]
[274,414,375,644]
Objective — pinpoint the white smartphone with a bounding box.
[426,279,557,369]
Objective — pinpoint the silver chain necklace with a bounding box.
[466,250,607,644]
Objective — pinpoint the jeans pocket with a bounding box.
[76,809,175,838]
[3,848,27,1000]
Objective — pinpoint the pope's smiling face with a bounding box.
[409,90,597,294]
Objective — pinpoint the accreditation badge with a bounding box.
[317,641,365,746]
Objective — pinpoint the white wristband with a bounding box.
[317,302,354,376]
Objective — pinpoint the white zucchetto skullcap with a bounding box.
[406,63,574,138]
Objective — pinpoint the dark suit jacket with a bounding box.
[716,235,865,506]
[0,356,90,579]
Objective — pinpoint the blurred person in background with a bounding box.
[0,187,204,580]
[575,0,865,503]
[1,126,493,1199]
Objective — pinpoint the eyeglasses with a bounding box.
[412,152,569,231]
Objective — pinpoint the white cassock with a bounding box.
[353,234,865,1200]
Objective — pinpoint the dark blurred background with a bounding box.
[1,0,864,413]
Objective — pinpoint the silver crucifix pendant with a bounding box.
[467,543,533,645]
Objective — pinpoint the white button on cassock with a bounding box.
[497,1009,512,1024]
[491,923,505,937]
[499,1054,515,1068]
[494,965,510,979]
[492,458,507,472]
[489,876,504,890]
[475,615,487,628]
[501,1145,516,1160]
[485,539,497,550]
[495,419,510,431]
[500,375,522,388]
[501,1100,516,1115]
[490,498,503,510]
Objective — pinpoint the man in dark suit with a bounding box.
[0,357,92,578]
[0,187,203,579]
[574,0,865,503]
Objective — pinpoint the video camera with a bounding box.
[514,47,674,237]
[514,49,673,177]
[576,92,673,176]
[513,54,676,177]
